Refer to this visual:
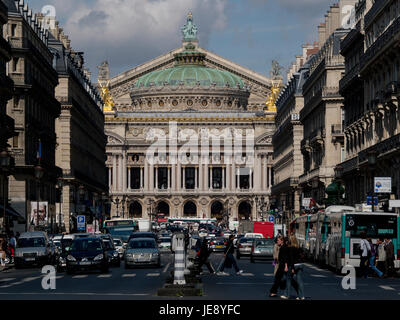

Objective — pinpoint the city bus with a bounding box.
[292,207,400,272]
[103,219,138,243]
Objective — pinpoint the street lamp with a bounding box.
[0,150,12,233]
[334,165,344,205]
[368,150,377,212]
[115,197,120,218]
[101,192,109,230]
[34,164,44,231]
[121,195,127,219]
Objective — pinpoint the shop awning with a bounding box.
[0,204,26,223]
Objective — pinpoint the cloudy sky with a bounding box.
[29,0,333,82]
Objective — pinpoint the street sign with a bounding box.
[375,177,391,193]
[77,215,86,231]
[268,215,275,223]
[302,198,311,207]
[367,196,378,206]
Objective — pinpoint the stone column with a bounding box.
[199,163,203,191]
[177,161,181,191]
[112,155,117,191]
[123,153,127,192]
[232,160,236,190]
[140,167,143,189]
[149,163,154,190]
[128,167,131,190]
[144,160,149,191]
[249,168,253,190]
[227,163,231,191]
[155,167,158,190]
[268,166,272,188]
[195,166,198,190]
[172,165,176,191]
[168,167,171,189]
[209,167,212,190]
[119,155,123,191]
[108,167,112,190]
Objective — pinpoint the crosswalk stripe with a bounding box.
[0,278,16,282]
[146,273,160,277]
[56,276,64,279]
[240,273,254,276]
[264,273,274,276]
[310,274,327,278]
[97,274,112,278]
[380,285,395,291]
[122,274,136,278]
[22,276,42,282]
[72,275,88,279]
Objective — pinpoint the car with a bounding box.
[198,229,208,237]
[128,232,158,242]
[100,237,121,267]
[65,236,109,274]
[15,232,54,268]
[209,237,226,252]
[233,234,245,247]
[250,238,275,263]
[244,233,264,239]
[113,238,125,259]
[124,238,161,268]
[52,235,75,271]
[158,237,172,251]
[236,237,255,259]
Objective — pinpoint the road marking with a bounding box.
[122,273,136,278]
[264,273,274,276]
[21,276,42,282]
[216,282,273,285]
[0,278,16,282]
[240,273,254,276]
[380,285,396,291]
[72,275,88,279]
[163,263,170,273]
[56,276,64,279]
[146,273,160,277]
[97,274,112,278]
[0,284,14,288]
[310,274,327,278]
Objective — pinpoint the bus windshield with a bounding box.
[345,214,397,238]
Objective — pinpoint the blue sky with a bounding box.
[28,0,333,81]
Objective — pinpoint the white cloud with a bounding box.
[36,0,229,78]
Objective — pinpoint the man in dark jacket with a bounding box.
[217,235,243,275]
[197,239,215,274]
[384,238,395,277]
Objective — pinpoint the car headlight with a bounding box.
[125,253,133,258]
[67,255,76,261]
[16,252,23,257]
[94,254,104,261]
[113,252,119,257]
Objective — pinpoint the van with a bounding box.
[15,232,53,268]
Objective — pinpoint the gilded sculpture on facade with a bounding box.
[97,60,115,114]
[265,60,283,113]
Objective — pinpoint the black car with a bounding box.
[101,237,121,267]
[128,232,158,242]
[66,237,109,274]
[53,236,74,272]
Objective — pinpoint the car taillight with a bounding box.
[341,248,345,259]
[239,244,243,248]
[397,250,400,260]
[210,242,214,245]
[251,246,254,253]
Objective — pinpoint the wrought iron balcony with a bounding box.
[364,0,390,29]
[339,64,360,93]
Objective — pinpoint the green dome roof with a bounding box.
[136,65,245,89]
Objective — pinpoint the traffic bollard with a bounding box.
[172,233,186,285]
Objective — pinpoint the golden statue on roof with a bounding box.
[265,60,283,113]
[97,61,115,114]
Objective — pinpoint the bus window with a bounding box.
[345,214,397,238]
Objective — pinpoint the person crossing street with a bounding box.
[217,235,243,275]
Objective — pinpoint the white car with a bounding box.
[113,238,125,259]
[244,233,264,239]
[198,229,208,237]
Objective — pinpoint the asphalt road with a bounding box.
[1,250,400,300]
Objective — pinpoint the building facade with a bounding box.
[271,44,317,222]
[0,0,16,233]
[299,3,352,207]
[103,14,275,222]
[47,21,107,233]
[340,0,400,208]
[4,0,61,233]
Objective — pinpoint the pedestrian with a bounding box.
[384,238,395,277]
[359,232,371,278]
[8,232,16,264]
[0,236,5,267]
[217,235,243,275]
[376,238,386,276]
[286,235,305,300]
[269,236,289,297]
[281,236,301,299]
[273,237,280,276]
[197,238,215,274]
[15,232,20,241]
[367,238,383,278]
